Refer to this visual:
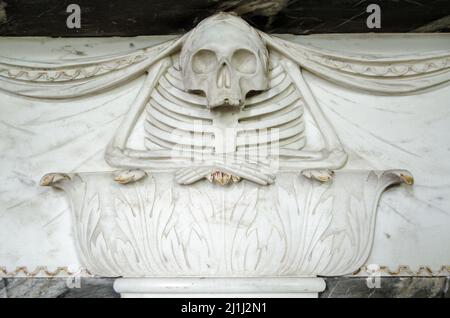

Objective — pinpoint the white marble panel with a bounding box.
[0,34,449,276]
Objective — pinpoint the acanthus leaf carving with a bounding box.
[27,13,425,291]
[41,170,412,277]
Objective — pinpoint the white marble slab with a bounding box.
[0,34,449,276]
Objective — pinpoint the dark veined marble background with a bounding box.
[1,277,449,298]
[0,0,449,36]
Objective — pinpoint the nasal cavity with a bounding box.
[217,62,231,89]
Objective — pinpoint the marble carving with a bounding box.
[38,170,414,278]
[2,13,450,296]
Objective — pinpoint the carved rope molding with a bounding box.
[0,53,146,82]
[0,266,92,278]
[302,50,450,77]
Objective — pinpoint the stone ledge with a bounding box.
[1,277,449,298]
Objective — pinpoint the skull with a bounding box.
[180,13,269,110]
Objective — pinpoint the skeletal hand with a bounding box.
[175,157,275,185]
[301,169,334,182]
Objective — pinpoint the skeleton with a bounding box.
[105,13,347,185]
[3,13,447,185]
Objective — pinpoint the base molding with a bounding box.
[113,277,326,298]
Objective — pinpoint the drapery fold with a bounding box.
[0,36,185,98]
[0,32,449,99]
[262,33,450,94]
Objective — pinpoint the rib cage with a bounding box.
[144,59,305,154]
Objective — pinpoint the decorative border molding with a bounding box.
[0,266,92,278]
[1,265,449,278]
[306,51,450,77]
[352,265,450,277]
[0,53,146,82]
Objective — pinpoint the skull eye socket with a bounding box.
[231,49,257,74]
[191,49,217,74]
